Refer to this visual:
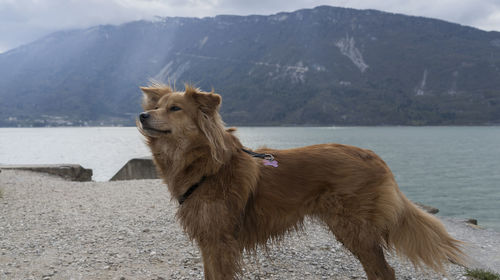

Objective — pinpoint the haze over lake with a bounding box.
[1,126,499,230]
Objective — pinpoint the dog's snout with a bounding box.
[139,112,150,123]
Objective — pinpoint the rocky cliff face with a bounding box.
[1,5,500,126]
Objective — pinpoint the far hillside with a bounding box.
[1,6,500,126]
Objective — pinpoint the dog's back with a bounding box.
[240,143,466,279]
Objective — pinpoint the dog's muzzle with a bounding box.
[138,112,171,134]
[139,112,150,124]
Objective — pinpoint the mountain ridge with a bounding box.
[1,5,500,126]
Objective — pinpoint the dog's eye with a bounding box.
[170,106,182,112]
[154,106,159,110]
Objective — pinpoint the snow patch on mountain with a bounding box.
[335,34,369,73]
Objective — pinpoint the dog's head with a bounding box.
[138,84,228,162]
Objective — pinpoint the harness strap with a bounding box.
[241,148,274,161]
[178,148,275,205]
[178,176,206,205]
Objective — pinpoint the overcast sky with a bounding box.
[1,0,500,53]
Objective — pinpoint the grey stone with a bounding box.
[110,157,158,181]
[415,202,439,214]
[0,164,92,181]
[466,218,478,225]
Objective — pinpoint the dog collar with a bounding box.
[178,176,206,205]
[178,148,275,205]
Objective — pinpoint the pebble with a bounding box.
[0,170,498,279]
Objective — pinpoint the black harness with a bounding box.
[241,148,274,161]
[178,176,206,205]
[177,148,273,205]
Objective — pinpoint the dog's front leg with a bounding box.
[198,230,242,280]
[198,231,242,280]
[179,199,245,279]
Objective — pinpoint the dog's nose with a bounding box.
[139,112,150,123]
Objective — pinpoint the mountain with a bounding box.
[1,5,500,126]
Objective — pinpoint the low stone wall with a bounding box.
[0,164,93,181]
[110,157,158,181]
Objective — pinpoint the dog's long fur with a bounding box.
[138,84,467,280]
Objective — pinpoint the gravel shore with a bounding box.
[1,170,498,279]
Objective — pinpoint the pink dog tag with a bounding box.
[263,159,278,167]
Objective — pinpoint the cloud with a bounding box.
[1,0,500,53]
[0,0,148,52]
[331,0,500,31]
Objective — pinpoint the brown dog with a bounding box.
[137,84,466,280]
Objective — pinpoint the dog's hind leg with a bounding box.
[325,220,396,280]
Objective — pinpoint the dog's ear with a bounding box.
[185,85,228,163]
[140,86,172,110]
[185,85,221,114]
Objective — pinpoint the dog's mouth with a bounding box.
[142,125,172,134]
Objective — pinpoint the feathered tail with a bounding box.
[387,196,468,272]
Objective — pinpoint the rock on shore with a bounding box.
[0,164,92,181]
[1,170,498,279]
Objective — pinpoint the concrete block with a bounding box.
[110,157,158,181]
[0,164,93,181]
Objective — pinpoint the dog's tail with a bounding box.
[387,195,468,272]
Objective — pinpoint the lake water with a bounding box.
[1,126,499,230]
